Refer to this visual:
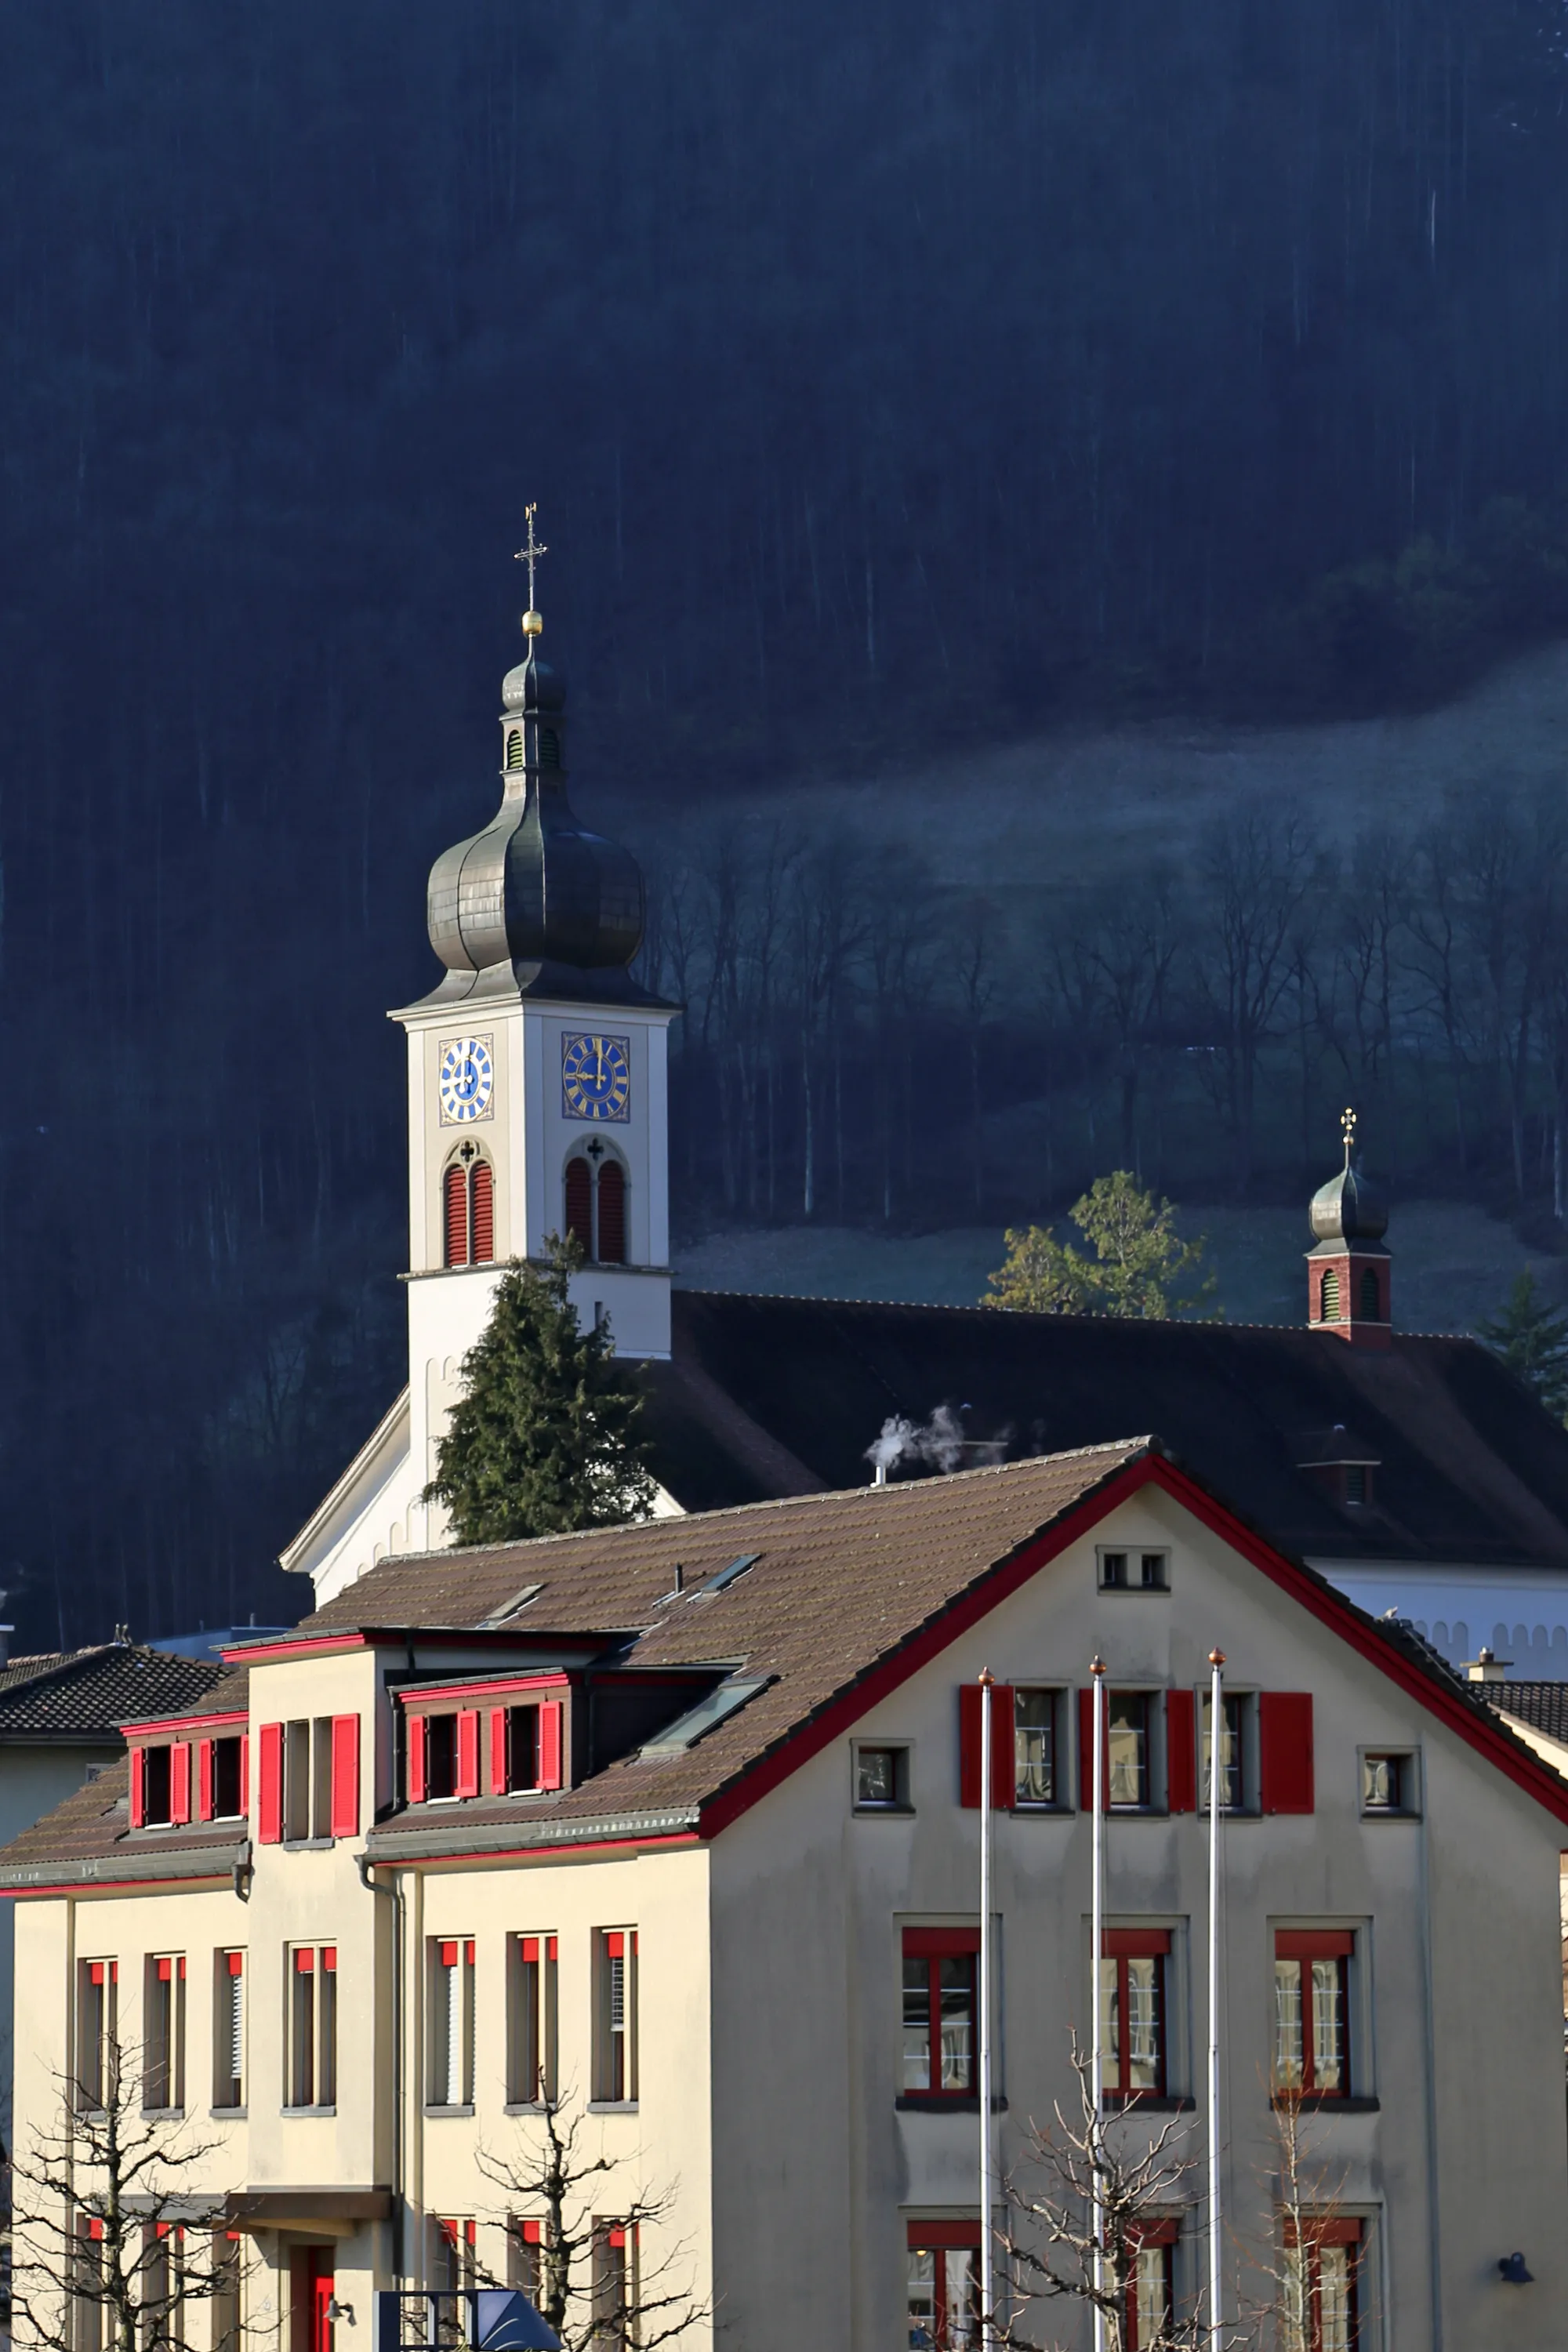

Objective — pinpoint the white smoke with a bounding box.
[865,1402,1013,1482]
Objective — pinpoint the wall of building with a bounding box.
[0,1743,112,2151]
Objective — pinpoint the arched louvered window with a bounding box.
[444,1164,470,1268]
[470,1159,495,1264]
[564,1157,593,1252]
[539,728,561,769]
[1359,1266,1380,1319]
[505,728,524,771]
[597,1160,626,1265]
[1319,1266,1341,1322]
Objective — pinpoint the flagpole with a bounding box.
[978,1669,996,2352]
[1090,1656,1106,2352]
[1207,1649,1226,2352]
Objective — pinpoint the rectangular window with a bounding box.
[286,1946,337,2109]
[284,1721,311,1842]
[854,1744,909,1809]
[1014,1689,1058,1806]
[1284,2220,1362,2352]
[590,2223,637,2350]
[502,1704,541,1793]
[1108,1693,1151,1809]
[214,1951,245,2109]
[76,1961,118,2111]
[1098,1931,1170,2100]
[434,2220,477,2350]
[509,2218,559,2314]
[906,2222,981,2350]
[426,1715,459,1802]
[144,1955,186,2112]
[140,2223,184,2352]
[141,1746,172,1828]
[429,1939,476,2107]
[1274,1932,1353,2098]
[1361,1752,1415,1813]
[901,1927,979,2098]
[210,1737,245,1821]
[1127,2224,1179,2350]
[1202,1693,1247,1811]
[210,2233,242,2352]
[1100,1548,1168,1591]
[508,1935,559,2104]
[593,1931,638,2103]
[73,2216,106,2352]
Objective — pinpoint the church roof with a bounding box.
[641,1290,1568,1571]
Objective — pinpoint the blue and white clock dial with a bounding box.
[437,1036,495,1124]
[561,1032,632,1123]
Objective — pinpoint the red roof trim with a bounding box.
[219,1634,372,1665]
[361,1830,701,1871]
[120,1711,247,1739]
[698,1448,1568,1838]
[404,1672,572,1709]
[2,1874,234,1901]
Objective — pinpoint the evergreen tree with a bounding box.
[423,1240,656,1544]
[1479,1269,1568,1421]
[984,1171,1218,1320]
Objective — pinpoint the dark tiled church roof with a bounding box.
[1489,1681,1568,1746]
[642,1292,1568,1571]
[0,1645,227,1737]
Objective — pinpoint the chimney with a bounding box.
[1465,1646,1512,1684]
[0,1625,13,1667]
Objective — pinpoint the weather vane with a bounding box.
[514,504,547,638]
[1341,1105,1357,1163]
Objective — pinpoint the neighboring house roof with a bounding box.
[1487,1681,1568,1745]
[10,1438,1567,1891]
[641,1291,1568,1570]
[0,1644,227,1740]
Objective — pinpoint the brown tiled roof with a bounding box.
[0,1646,227,1737]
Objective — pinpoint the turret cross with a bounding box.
[514,505,548,619]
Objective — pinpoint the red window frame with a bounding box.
[1100,1929,1171,2103]
[1126,2220,1179,2351]
[1274,1931,1353,2098]
[1284,2216,1363,2352]
[906,2220,982,2350]
[902,1926,979,2100]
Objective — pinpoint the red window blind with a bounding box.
[597,1161,626,1264]
[444,1163,469,1268]
[321,1947,336,1972]
[518,2220,544,2247]
[408,1713,427,1804]
[1259,1693,1315,1813]
[906,2220,983,2249]
[958,1682,1014,1809]
[456,1709,481,1800]
[564,1157,593,1250]
[520,1935,558,1963]
[169,1744,191,1826]
[1276,1929,1355,1961]
[470,1160,495,1264]
[1103,1929,1172,1957]
[488,1708,508,1795]
[538,1700,564,1790]
[196,1739,214,1823]
[330,1715,360,1838]
[1166,1689,1196,1813]
[129,1746,146,1829]
[902,1926,982,1958]
[256,1722,283,1845]
[295,1947,315,1974]
[227,1951,244,1978]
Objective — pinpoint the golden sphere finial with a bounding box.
[521,610,544,637]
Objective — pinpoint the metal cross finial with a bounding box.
[1341,1105,1357,1165]
[514,505,547,635]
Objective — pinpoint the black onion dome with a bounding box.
[1308,1160,1388,1243]
[426,653,644,977]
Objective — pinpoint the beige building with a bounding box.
[4,1439,1566,2351]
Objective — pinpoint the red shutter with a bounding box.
[444,1163,469,1268]
[537,1700,564,1790]
[488,1708,508,1795]
[956,1683,1011,1808]
[1103,1928,1172,1957]
[564,1158,593,1250]
[129,1745,146,1829]
[169,1744,191,1826]
[239,1733,249,1814]
[1259,1692,1315,1814]
[321,1947,336,1972]
[330,1715,360,1838]
[408,1712,427,1804]
[196,1739,214,1823]
[456,1709,481,1800]
[1077,1686,1100,1812]
[1166,1689,1196,1813]
[902,1926,982,1957]
[597,1161,626,1265]
[470,1160,495,1264]
[1276,1929,1354,1960]
[257,1722,283,1845]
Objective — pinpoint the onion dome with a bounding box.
[1309,1112,1388,1243]
[426,646,645,982]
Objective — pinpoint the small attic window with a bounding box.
[505,728,524,771]
[1319,1266,1341,1321]
[693,1552,761,1599]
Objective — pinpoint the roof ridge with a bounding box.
[677,1290,1485,1343]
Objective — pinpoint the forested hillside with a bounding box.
[4,0,1568,1643]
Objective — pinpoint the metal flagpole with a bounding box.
[1089,1657,1106,2352]
[978,1669,996,2352]
[1207,1650,1226,2352]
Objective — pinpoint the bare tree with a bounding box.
[474,2094,708,2352]
[1240,2090,1358,2352]
[10,2042,245,2352]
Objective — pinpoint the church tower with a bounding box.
[1306,1109,1391,1348]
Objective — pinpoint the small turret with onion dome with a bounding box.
[422,509,659,1004]
[1306,1109,1392,1349]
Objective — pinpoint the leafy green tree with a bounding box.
[984,1172,1218,1320]
[423,1240,656,1544]
[1479,1269,1568,1421]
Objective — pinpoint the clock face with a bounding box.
[561,1031,632,1123]
[437,1035,495,1124]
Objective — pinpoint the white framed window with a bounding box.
[593,1930,637,2103]
[285,1944,336,2109]
[507,1934,558,2105]
[428,1938,475,2108]
[213,1951,245,2109]
[143,1954,186,2112]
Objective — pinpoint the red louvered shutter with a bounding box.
[257,1722,283,1845]
[444,1163,469,1268]
[564,1158,593,1251]
[537,1701,564,1791]
[456,1709,481,1799]
[129,1745,146,1829]
[1078,1686,1097,1812]
[239,1733,249,1814]
[1259,1693,1315,1813]
[169,1744,191,1825]
[957,1682,1012,1808]
[1166,1689,1196,1813]
[470,1160,495,1264]
[329,1715,360,1838]
[596,1161,626,1265]
[488,1708,508,1795]
[196,1739,214,1823]
[408,1712,427,1804]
